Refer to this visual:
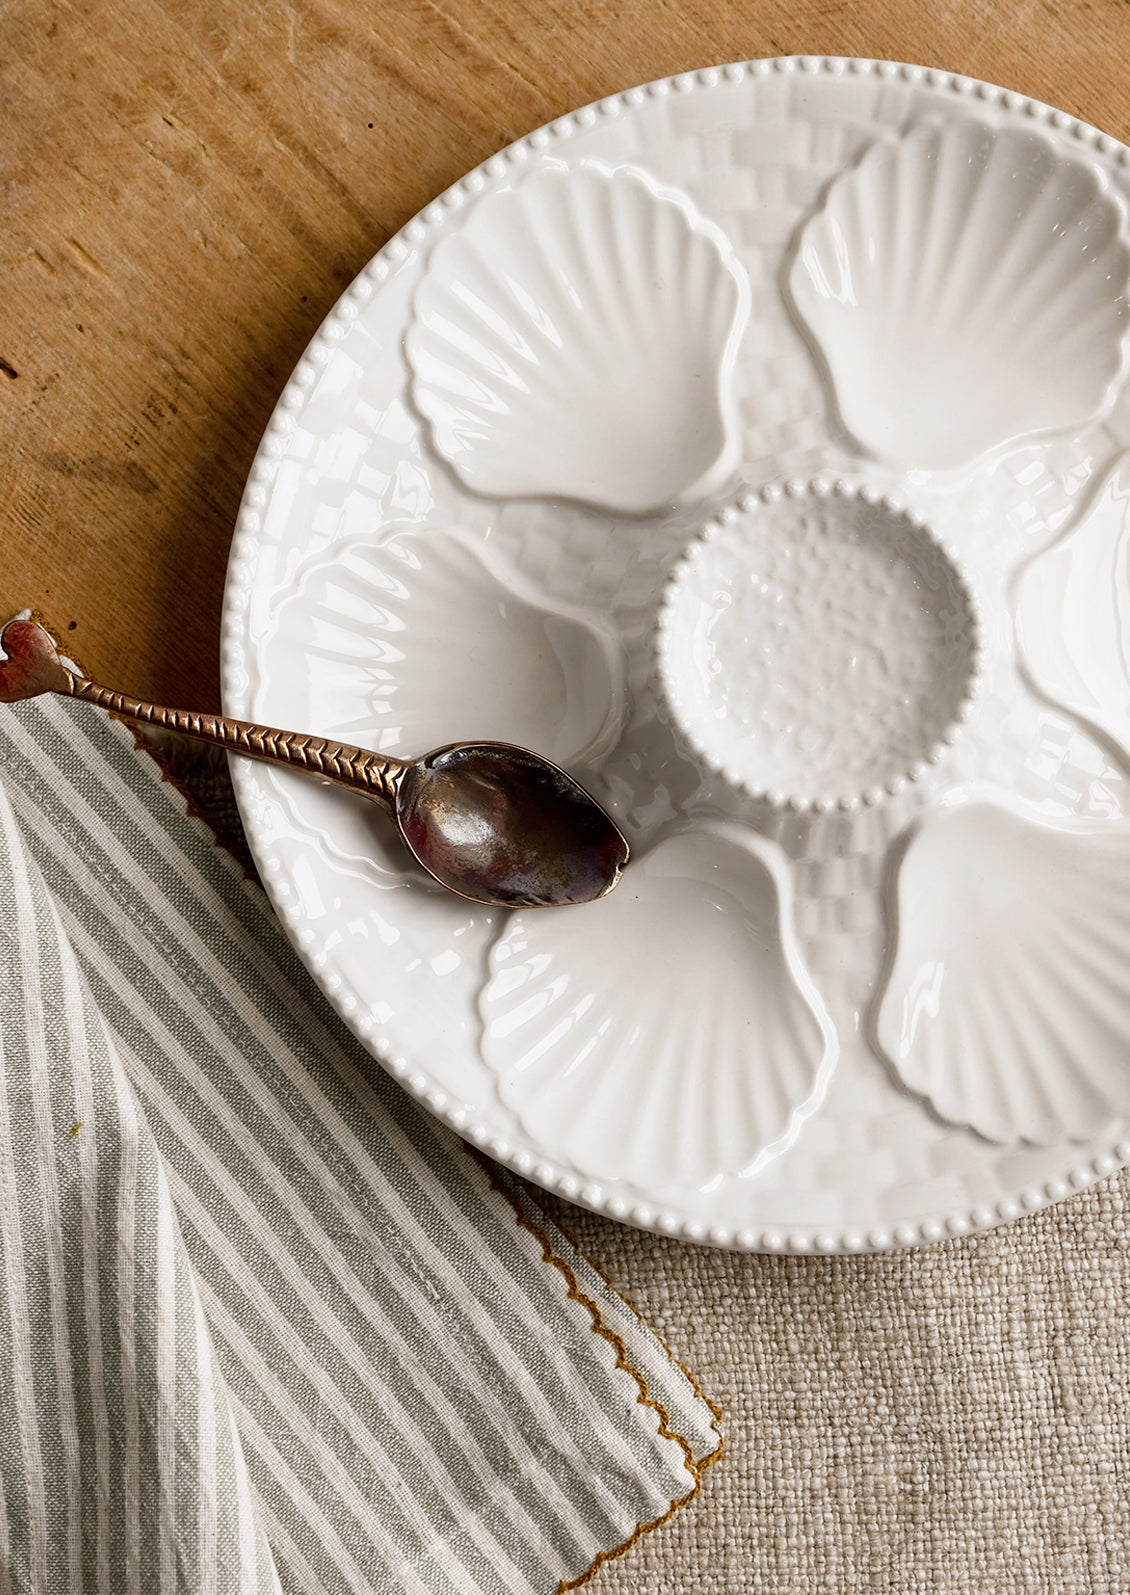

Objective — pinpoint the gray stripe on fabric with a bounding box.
[191,1280,557,1595]
[224,1397,277,1595]
[0,997,49,1595]
[379,1134,681,1508]
[22,703,299,1000]
[182,1208,477,1580]
[172,1184,215,1595]
[72,1019,128,1595]
[130,1130,165,1594]
[108,1044,143,1595]
[189,1286,218,1595]
[0,796,74,1595]
[156,1176,178,1595]
[0,1454,11,1595]
[23,942,83,1594]
[63,972,114,1595]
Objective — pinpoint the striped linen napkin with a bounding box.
[0,686,720,1595]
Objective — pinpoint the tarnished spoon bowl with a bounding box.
[0,619,629,908]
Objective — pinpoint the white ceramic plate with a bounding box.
[222,57,1130,1252]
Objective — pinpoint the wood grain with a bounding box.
[2,0,1129,711]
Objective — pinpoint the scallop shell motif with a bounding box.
[268,527,626,767]
[787,119,1130,472]
[1015,451,1130,767]
[874,802,1130,1145]
[478,824,838,1191]
[406,162,751,515]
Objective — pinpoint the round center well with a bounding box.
[658,483,980,808]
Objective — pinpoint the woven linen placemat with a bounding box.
[553,1186,1130,1594]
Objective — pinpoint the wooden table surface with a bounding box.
[3,0,1129,709]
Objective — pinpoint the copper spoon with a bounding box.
[0,619,629,908]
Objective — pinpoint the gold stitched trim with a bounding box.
[517,1178,725,1437]
[474,1154,724,1592]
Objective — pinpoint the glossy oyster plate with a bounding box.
[222,57,1130,1252]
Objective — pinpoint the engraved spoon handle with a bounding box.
[64,676,407,810]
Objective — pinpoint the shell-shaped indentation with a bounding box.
[1015,452,1130,767]
[406,162,751,515]
[874,802,1130,1144]
[270,527,626,766]
[478,824,838,1190]
[787,119,1130,472]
